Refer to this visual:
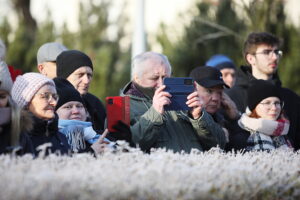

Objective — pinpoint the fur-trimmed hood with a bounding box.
[20,110,33,133]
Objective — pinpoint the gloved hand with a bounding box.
[109,120,135,147]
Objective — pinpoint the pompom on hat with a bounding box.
[11,72,55,108]
[0,61,13,94]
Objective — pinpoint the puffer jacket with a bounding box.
[227,65,300,150]
[28,114,70,156]
[122,82,226,153]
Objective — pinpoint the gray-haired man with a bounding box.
[121,51,226,153]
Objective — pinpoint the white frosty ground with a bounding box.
[0,146,299,200]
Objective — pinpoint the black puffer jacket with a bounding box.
[227,66,300,150]
[28,114,70,156]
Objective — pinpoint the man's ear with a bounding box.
[193,81,198,88]
[133,74,140,84]
[37,64,44,74]
[246,54,254,65]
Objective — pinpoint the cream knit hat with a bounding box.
[0,61,13,93]
[11,72,55,108]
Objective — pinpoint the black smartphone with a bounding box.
[163,77,194,110]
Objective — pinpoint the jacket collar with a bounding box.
[236,65,282,88]
[30,113,59,137]
[122,81,154,100]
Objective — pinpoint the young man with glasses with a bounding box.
[227,32,300,150]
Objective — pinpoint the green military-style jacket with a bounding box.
[122,82,226,153]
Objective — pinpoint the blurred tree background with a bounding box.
[1,0,300,102]
[157,0,300,95]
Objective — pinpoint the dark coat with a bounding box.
[28,114,70,156]
[0,123,34,155]
[226,65,300,150]
[0,110,34,155]
[82,93,106,131]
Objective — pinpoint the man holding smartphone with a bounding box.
[121,51,226,153]
[189,66,241,148]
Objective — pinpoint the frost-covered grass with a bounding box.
[0,147,300,200]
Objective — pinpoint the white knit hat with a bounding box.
[0,61,13,93]
[11,72,55,108]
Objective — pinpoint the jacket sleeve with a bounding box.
[188,110,226,150]
[130,106,164,151]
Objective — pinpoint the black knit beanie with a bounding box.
[56,50,93,79]
[53,78,85,110]
[247,79,281,111]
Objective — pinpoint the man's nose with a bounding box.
[82,74,90,84]
[157,77,163,87]
[271,51,279,60]
[211,92,220,101]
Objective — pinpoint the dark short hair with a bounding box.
[243,32,281,61]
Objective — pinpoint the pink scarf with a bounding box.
[238,108,290,137]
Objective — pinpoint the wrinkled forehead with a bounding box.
[143,59,171,75]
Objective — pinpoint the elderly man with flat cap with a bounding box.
[37,42,68,78]
[56,50,106,131]
[189,66,241,149]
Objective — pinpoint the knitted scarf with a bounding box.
[238,109,292,151]
[58,120,111,151]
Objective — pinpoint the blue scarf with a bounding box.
[58,119,110,151]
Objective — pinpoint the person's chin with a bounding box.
[268,115,278,120]
[78,88,88,95]
[42,113,55,120]
[206,106,218,114]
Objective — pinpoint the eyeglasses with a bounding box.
[253,49,283,58]
[259,101,284,109]
[35,92,59,102]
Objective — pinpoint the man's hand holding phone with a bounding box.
[186,91,204,119]
[153,85,172,114]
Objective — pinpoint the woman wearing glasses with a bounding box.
[11,72,70,155]
[238,79,293,151]
[0,61,33,155]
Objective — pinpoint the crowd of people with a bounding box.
[0,31,299,156]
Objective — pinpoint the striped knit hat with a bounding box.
[11,72,55,108]
[0,61,13,94]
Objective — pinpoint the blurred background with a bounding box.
[0,0,300,101]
